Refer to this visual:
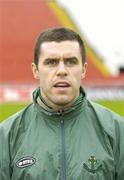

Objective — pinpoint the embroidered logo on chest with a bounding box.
[83,156,102,173]
[16,156,36,168]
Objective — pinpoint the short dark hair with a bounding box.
[34,27,86,66]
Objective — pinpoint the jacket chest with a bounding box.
[11,120,115,180]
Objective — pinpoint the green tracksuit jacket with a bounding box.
[0,88,124,180]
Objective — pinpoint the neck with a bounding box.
[37,89,79,112]
[37,96,78,112]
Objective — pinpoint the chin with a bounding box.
[54,96,74,106]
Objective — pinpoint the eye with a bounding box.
[65,58,78,66]
[44,58,58,66]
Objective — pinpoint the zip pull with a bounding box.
[60,119,64,124]
[58,109,63,116]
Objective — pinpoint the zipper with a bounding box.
[59,113,67,180]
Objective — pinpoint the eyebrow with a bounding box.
[63,56,79,63]
[45,57,59,60]
[43,57,59,62]
[44,56,78,60]
[63,56,78,60]
[43,56,79,65]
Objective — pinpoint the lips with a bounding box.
[54,82,70,88]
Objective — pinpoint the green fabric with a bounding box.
[0,87,124,180]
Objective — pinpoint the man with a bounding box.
[0,27,124,180]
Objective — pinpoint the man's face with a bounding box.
[32,41,87,111]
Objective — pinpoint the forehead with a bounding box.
[39,41,81,58]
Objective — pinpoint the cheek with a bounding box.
[73,69,83,81]
[38,72,46,85]
[39,72,52,88]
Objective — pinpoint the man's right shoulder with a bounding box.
[0,103,34,133]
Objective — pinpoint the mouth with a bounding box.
[53,82,70,88]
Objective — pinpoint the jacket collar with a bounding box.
[33,86,86,116]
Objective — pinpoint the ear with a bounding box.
[31,63,39,79]
[81,62,88,79]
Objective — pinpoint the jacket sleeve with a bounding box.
[0,121,11,180]
[115,115,124,180]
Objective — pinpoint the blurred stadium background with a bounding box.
[0,0,124,122]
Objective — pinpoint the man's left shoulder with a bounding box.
[88,100,124,128]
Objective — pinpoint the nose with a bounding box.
[56,61,67,76]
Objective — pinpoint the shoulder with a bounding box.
[88,100,123,121]
[86,100,124,136]
[0,103,34,136]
